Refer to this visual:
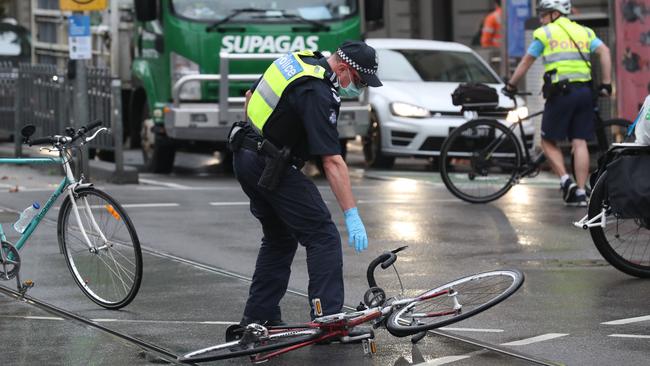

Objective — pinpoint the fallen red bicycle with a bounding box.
[178,247,524,363]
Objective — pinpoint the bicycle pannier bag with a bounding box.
[606,155,650,219]
[451,83,499,110]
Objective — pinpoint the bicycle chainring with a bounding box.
[0,241,20,280]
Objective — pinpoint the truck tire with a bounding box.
[141,106,175,173]
[363,111,395,169]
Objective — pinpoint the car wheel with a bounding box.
[363,111,395,169]
[141,103,175,173]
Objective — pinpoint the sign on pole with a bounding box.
[68,14,92,60]
[507,0,532,58]
[60,0,108,11]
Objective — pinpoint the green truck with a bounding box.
[130,0,383,172]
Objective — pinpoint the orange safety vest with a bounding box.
[481,6,502,48]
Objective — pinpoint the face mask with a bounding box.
[338,69,362,98]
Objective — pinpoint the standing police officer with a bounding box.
[228,41,382,327]
[504,0,612,206]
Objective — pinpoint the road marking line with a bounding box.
[209,202,250,206]
[421,355,471,365]
[91,318,238,325]
[608,334,650,339]
[0,315,238,325]
[439,327,504,333]
[139,178,192,189]
[0,315,64,321]
[602,315,650,325]
[357,199,459,204]
[121,203,180,208]
[500,333,568,346]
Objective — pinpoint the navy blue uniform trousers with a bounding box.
[233,148,344,320]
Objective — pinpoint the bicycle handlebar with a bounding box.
[27,121,103,146]
[366,246,408,288]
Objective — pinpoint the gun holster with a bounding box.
[542,70,570,99]
[227,121,248,152]
[258,141,291,191]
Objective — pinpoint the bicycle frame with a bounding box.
[0,153,107,256]
[247,288,460,363]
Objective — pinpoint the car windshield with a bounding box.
[376,49,500,84]
[0,29,22,56]
[171,0,357,22]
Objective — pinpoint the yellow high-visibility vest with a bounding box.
[533,16,596,83]
[248,51,326,134]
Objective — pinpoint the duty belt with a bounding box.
[240,136,305,169]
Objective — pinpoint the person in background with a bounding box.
[504,0,612,207]
[481,0,503,48]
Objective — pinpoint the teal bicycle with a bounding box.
[0,122,142,309]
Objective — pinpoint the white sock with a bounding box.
[560,174,570,186]
[576,188,586,196]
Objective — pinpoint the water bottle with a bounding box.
[13,202,40,234]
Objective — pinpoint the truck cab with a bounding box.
[132,0,382,173]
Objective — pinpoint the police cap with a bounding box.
[336,40,382,87]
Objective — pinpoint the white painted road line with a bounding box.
[500,333,569,346]
[421,355,472,365]
[439,327,504,333]
[92,319,238,325]
[139,178,193,189]
[609,334,650,339]
[1,315,238,325]
[209,202,249,206]
[0,315,64,321]
[120,203,180,208]
[601,315,650,325]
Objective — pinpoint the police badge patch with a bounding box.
[329,109,337,125]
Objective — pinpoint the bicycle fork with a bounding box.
[67,185,109,253]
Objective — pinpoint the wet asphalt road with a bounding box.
[0,144,649,366]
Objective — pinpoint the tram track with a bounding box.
[1,241,562,366]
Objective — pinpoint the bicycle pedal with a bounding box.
[18,279,34,294]
[362,339,377,356]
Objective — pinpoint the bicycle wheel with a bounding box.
[385,269,524,337]
[588,171,650,278]
[439,119,522,203]
[178,327,322,363]
[57,187,142,309]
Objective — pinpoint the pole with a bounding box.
[112,78,124,181]
[502,1,509,78]
[14,66,22,157]
[72,11,90,180]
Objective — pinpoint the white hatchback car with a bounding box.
[363,38,534,168]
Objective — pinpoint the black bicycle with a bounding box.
[575,144,650,278]
[439,93,633,204]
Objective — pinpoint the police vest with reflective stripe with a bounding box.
[533,16,595,83]
[248,51,326,134]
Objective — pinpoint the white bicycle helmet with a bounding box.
[537,0,571,15]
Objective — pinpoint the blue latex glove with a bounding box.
[344,207,368,253]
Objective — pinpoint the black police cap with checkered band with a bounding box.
[336,40,382,87]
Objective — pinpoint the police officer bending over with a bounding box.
[227,41,382,333]
[504,0,612,207]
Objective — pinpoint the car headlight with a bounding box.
[506,106,529,123]
[171,52,201,100]
[390,102,431,118]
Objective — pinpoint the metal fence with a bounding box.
[0,63,118,150]
[0,63,124,176]
[0,62,17,136]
